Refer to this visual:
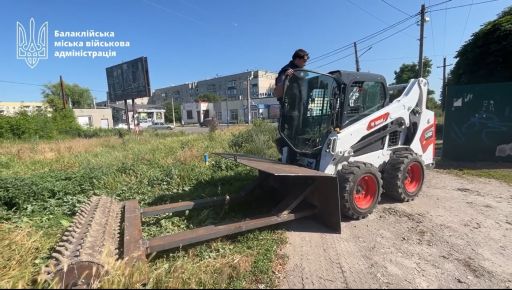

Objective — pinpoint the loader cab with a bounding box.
[279,70,341,155]
[279,69,390,165]
[328,70,390,128]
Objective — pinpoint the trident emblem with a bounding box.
[16,18,48,69]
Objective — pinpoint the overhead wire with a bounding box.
[0,79,107,93]
[313,21,417,69]
[311,0,502,68]
[429,0,501,12]
[381,0,412,16]
[459,0,474,46]
[308,12,420,65]
[428,0,437,56]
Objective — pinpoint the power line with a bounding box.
[428,0,437,56]
[348,0,390,25]
[429,0,501,12]
[459,0,474,46]
[309,12,419,65]
[0,80,44,88]
[0,79,107,93]
[426,0,453,9]
[442,0,448,55]
[381,0,412,16]
[313,22,417,69]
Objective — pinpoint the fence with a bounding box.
[442,82,512,162]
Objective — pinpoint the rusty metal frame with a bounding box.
[123,154,341,262]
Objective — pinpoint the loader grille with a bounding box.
[388,131,400,147]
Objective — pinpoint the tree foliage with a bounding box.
[0,109,83,140]
[195,93,221,103]
[42,82,94,109]
[393,57,433,84]
[449,6,512,85]
[392,57,440,116]
[164,101,182,124]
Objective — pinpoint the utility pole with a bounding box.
[247,72,252,124]
[171,96,176,127]
[59,75,67,109]
[124,99,131,130]
[225,96,229,128]
[354,42,360,72]
[131,98,136,129]
[418,4,426,78]
[437,57,453,111]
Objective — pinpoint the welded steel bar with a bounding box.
[141,175,267,217]
[272,182,316,216]
[124,200,146,263]
[146,208,317,254]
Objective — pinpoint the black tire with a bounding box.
[383,151,425,202]
[337,162,382,220]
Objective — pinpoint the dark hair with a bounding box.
[292,49,309,61]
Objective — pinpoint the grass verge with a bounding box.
[0,122,285,288]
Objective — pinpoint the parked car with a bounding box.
[200,118,218,128]
[147,123,174,130]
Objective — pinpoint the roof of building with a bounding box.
[109,103,164,111]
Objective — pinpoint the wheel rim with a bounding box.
[404,162,423,193]
[353,174,378,210]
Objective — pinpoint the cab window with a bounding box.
[344,81,386,125]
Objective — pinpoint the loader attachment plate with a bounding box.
[214,153,341,233]
[214,153,333,176]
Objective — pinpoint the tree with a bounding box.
[448,6,512,85]
[393,57,439,114]
[195,93,221,103]
[164,101,182,124]
[42,82,94,110]
[393,57,433,84]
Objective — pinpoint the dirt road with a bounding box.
[279,170,512,288]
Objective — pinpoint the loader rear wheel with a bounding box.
[383,151,425,202]
[337,162,382,219]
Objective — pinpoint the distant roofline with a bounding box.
[154,69,277,91]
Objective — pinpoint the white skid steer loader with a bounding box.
[43,69,435,288]
[276,69,435,219]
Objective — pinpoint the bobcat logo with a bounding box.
[16,18,48,68]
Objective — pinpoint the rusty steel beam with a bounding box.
[123,200,146,263]
[141,196,231,218]
[214,153,333,176]
[141,175,267,218]
[272,182,316,216]
[146,208,317,254]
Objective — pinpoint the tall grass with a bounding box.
[0,124,284,288]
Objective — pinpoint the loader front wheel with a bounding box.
[383,151,425,202]
[337,162,382,219]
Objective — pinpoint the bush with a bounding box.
[228,119,279,159]
[0,109,82,140]
[78,128,129,139]
[208,118,219,133]
[0,109,129,140]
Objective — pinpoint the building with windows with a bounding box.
[150,70,277,105]
[73,108,114,129]
[0,102,49,116]
[109,103,165,128]
[152,70,279,124]
[181,97,280,125]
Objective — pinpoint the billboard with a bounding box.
[106,56,150,102]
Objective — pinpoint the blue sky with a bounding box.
[1,0,511,103]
